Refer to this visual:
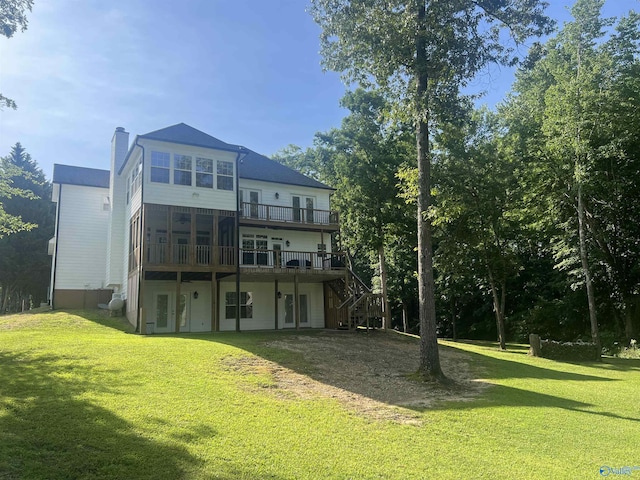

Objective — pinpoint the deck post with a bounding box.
[274,279,279,330]
[175,271,181,333]
[211,275,217,332]
[294,273,300,329]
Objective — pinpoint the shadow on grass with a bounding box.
[176,330,640,424]
[0,350,280,480]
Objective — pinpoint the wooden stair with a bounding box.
[334,269,384,330]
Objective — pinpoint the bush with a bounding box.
[539,339,600,361]
[617,339,640,359]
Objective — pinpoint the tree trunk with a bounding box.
[487,266,507,350]
[415,1,445,382]
[622,294,637,343]
[402,301,408,333]
[451,297,457,342]
[577,183,601,355]
[378,243,391,330]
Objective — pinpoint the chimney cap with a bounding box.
[115,127,126,133]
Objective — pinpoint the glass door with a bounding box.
[154,292,173,333]
[178,293,189,332]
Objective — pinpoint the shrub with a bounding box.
[539,339,600,361]
[617,339,640,359]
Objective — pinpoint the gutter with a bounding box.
[135,141,145,333]
[235,147,248,332]
[50,184,62,309]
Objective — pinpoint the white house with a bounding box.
[49,123,382,333]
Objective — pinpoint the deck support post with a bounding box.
[175,271,181,333]
[294,273,300,329]
[274,279,279,330]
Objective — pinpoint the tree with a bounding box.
[0,158,37,237]
[310,0,552,381]
[433,109,526,350]
[0,0,34,110]
[505,0,640,348]
[275,90,416,329]
[0,143,53,312]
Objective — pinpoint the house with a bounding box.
[48,123,383,333]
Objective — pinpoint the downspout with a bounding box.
[135,141,145,333]
[51,184,63,309]
[235,148,246,332]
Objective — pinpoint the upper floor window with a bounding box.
[174,154,192,186]
[130,159,142,199]
[151,151,170,184]
[217,160,234,191]
[196,157,214,188]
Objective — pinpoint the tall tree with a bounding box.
[0,0,34,110]
[433,109,525,350]
[310,0,552,381]
[505,0,640,348]
[0,143,53,312]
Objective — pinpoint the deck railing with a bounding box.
[144,243,345,271]
[240,202,339,226]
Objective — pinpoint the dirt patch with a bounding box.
[225,330,490,424]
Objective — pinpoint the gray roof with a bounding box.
[137,123,333,190]
[239,150,333,190]
[53,164,109,188]
[139,123,244,153]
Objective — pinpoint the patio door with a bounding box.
[154,291,173,333]
[272,243,282,268]
[281,294,309,328]
[178,293,189,332]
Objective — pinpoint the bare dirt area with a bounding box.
[227,330,490,424]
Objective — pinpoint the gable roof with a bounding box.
[133,123,333,190]
[53,164,109,188]
[139,123,244,153]
[239,151,333,190]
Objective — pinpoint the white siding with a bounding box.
[143,280,211,333]
[218,281,324,331]
[239,226,327,253]
[239,179,332,212]
[55,184,110,290]
[140,139,237,210]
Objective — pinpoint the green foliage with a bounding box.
[0,143,54,311]
[0,0,34,110]
[539,339,600,361]
[504,0,640,341]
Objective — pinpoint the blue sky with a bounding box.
[0,0,635,180]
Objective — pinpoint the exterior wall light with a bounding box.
[193,291,199,299]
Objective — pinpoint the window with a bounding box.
[242,234,255,265]
[225,291,253,319]
[174,154,192,186]
[256,235,268,265]
[300,294,308,323]
[151,151,170,184]
[196,157,213,188]
[217,160,234,191]
[130,159,142,199]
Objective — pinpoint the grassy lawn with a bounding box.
[1,310,639,479]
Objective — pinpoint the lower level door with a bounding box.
[178,293,190,332]
[154,292,173,333]
[281,294,309,328]
[283,294,294,328]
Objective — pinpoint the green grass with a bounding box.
[1,310,639,479]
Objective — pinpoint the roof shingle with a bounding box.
[53,164,109,188]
